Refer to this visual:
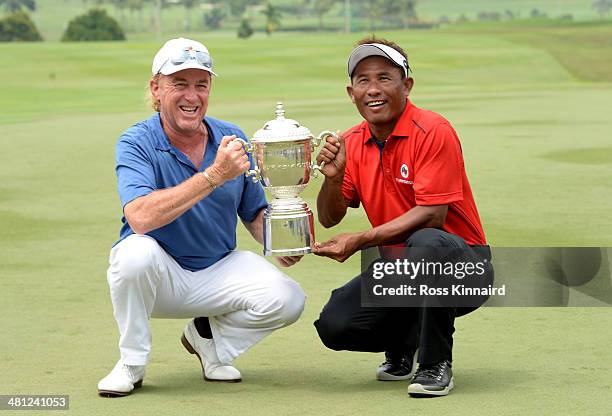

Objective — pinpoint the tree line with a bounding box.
[2,0,612,42]
[77,0,421,35]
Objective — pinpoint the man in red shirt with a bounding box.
[313,37,491,397]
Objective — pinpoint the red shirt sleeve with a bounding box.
[413,123,464,206]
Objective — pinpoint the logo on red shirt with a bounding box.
[396,163,413,185]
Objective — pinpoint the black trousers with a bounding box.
[314,228,491,365]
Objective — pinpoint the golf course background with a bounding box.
[28,0,610,41]
[1,14,612,416]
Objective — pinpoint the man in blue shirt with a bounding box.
[98,38,306,397]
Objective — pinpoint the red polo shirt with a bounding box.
[342,99,486,245]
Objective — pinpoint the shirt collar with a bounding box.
[362,98,415,144]
[150,113,217,151]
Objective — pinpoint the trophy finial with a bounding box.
[275,102,285,120]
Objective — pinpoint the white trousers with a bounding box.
[106,234,306,366]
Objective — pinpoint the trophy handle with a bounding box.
[245,168,261,183]
[232,137,254,153]
[310,130,338,177]
[232,138,260,183]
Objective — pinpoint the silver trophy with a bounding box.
[240,102,338,256]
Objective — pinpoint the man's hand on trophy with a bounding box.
[316,133,346,180]
[312,232,364,262]
[208,135,251,183]
[275,255,303,267]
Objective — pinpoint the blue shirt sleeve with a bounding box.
[116,134,156,210]
[235,130,268,222]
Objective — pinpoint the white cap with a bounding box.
[151,38,217,76]
[347,43,409,78]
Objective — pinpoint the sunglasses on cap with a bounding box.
[158,48,213,74]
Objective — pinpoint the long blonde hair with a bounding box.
[147,74,161,112]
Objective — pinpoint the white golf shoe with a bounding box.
[98,360,145,397]
[181,319,242,382]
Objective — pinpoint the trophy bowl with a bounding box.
[242,102,338,256]
[252,139,311,198]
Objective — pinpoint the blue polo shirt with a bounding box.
[115,113,267,271]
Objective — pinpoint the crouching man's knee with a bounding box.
[406,228,449,247]
[107,234,163,287]
[268,279,306,328]
[314,313,352,351]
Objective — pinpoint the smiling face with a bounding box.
[150,68,211,138]
[347,56,413,140]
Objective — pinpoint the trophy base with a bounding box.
[264,246,312,257]
[263,198,314,256]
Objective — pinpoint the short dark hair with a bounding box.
[354,36,410,78]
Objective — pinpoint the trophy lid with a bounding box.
[252,102,313,142]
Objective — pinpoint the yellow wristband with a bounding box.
[202,169,217,190]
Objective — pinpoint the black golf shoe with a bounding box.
[407,360,454,397]
[376,349,418,381]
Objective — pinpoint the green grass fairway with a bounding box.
[1,22,612,415]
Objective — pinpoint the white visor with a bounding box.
[347,43,408,78]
